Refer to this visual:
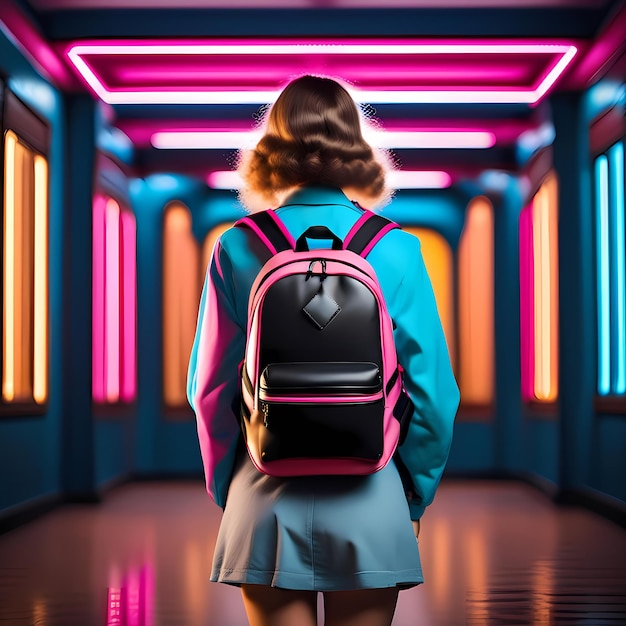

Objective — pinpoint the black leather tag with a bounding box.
[302,292,341,329]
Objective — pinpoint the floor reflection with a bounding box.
[106,564,154,626]
[0,480,624,626]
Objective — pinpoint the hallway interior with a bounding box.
[1,480,624,625]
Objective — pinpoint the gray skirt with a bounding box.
[210,450,423,591]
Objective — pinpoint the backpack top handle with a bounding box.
[295,226,343,251]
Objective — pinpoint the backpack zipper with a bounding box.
[259,391,384,428]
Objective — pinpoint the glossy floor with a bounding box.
[0,480,625,626]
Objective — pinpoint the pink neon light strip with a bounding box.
[121,211,137,402]
[208,170,453,190]
[92,194,107,403]
[207,171,242,188]
[369,130,496,149]
[66,40,577,105]
[155,130,495,150]
[387,170,453,188]
[105,198,121,403]
[533,46,578,101]
[152,131,260,149]
[519,202,535,402]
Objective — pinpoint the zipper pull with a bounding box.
[319,259,327,282]
[305,259,327,281]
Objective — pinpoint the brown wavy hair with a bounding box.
[237,75,394,212]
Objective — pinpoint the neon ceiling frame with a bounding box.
[66,40,578,106]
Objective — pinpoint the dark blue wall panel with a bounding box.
[550,87,625,511]
[552,92,597,494]
[61,94,97,498]
[95,419,134,489]
[523,419,559,486]
[592,416,626,502]
[447,423,496,473]
[131,175,214,476]
[492,181,525,474]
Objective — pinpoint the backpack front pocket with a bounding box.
[256,361,384,462]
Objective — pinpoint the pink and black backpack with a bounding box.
[236,208,413,477]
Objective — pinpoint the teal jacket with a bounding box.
[187,186,460,520]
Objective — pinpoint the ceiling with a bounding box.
[23,0,616,9]
[6,0,626,187]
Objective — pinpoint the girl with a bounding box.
[187,75,459,626]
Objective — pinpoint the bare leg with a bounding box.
[241,584,318,626]
[323,587,399,626]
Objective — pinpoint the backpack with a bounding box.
[235,208,414,477]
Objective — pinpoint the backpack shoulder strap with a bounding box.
[234,209,296,255]
[343,210,400,257]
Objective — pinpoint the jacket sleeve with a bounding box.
[392,236,460,521]
[187,240,245,508]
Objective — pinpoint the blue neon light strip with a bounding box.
[596,154,610,395]
[609,142,625,394]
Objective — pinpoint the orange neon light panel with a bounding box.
[520,174,559,403]
[405,228,455,369]
[2,130,48,405]
[163,203,201,407]
[458,197,494,406]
